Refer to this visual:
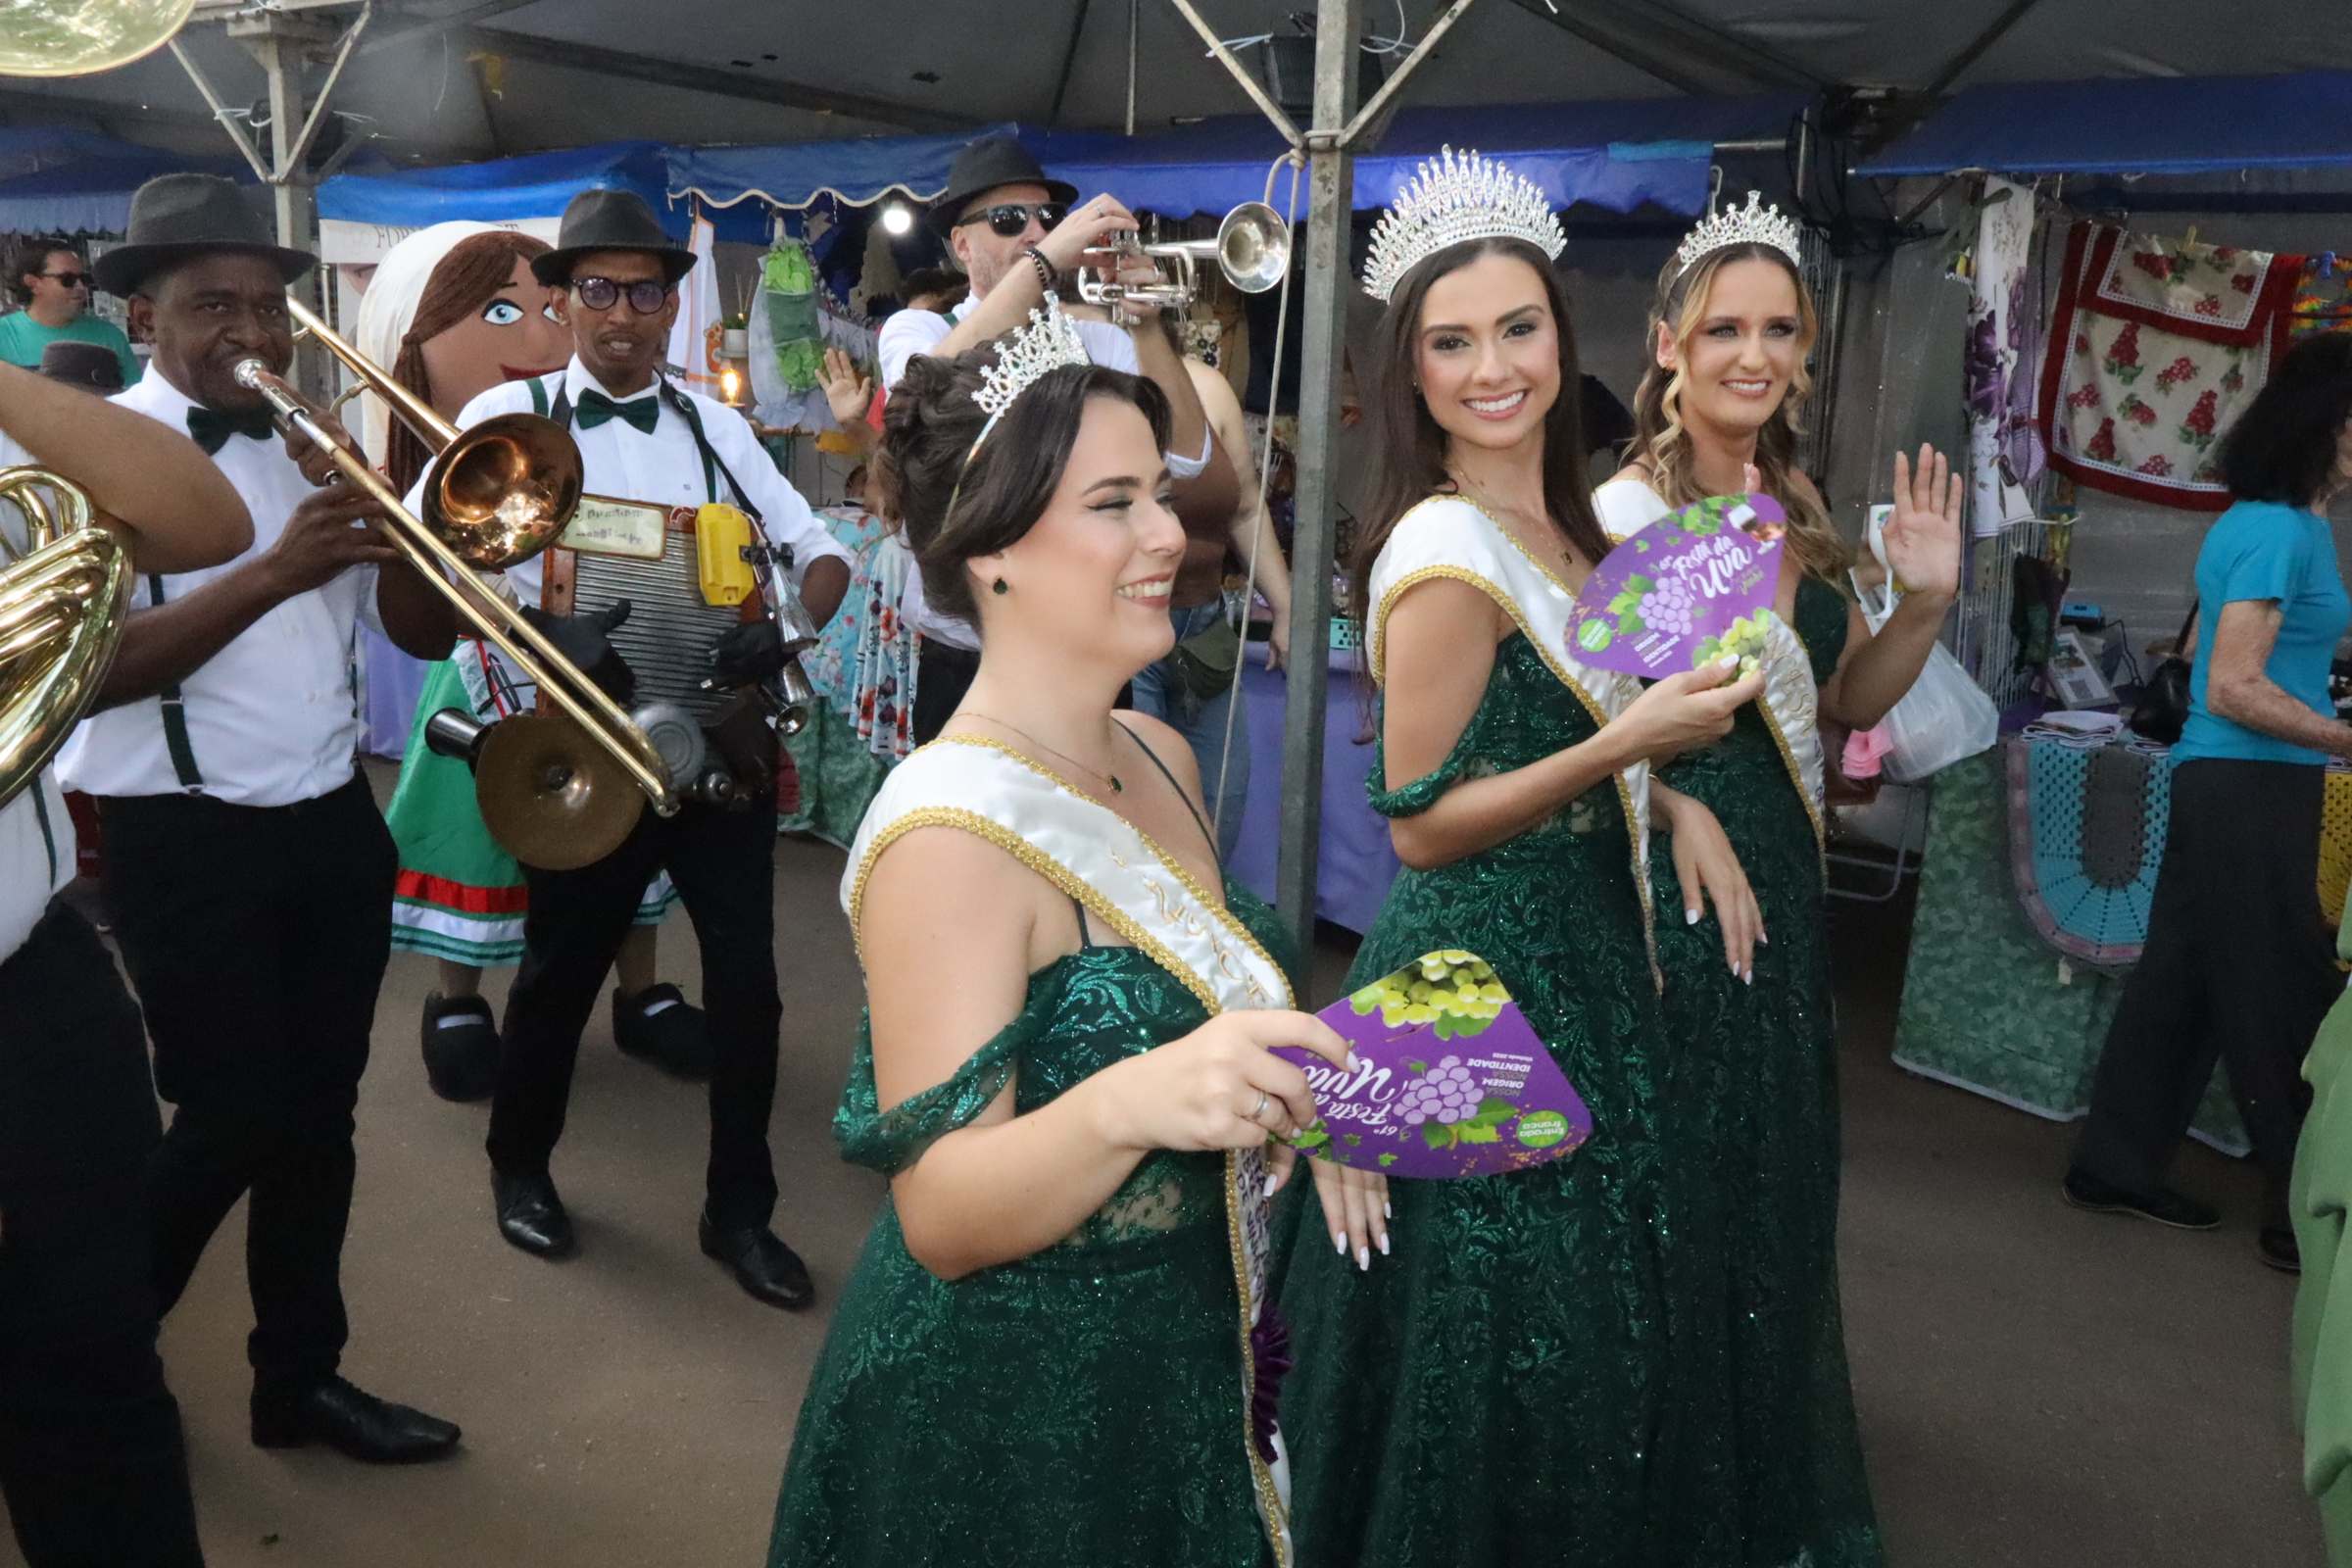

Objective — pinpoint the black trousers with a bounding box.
[2074,758,2342,1220]
[911,639,980,747]
[487,798,781,1232]
[0,902,203,1568]
[99,776,393,1402]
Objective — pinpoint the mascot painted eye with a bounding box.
[482,300,524,325]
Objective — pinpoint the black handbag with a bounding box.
[2126,601,2199,745]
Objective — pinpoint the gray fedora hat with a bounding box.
[90,173,315,297]
[530,188,697,289]
[924,135,1078,239]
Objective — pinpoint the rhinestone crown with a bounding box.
[973,300,1093,423]
[1360,146,1565,303]
[1674,189,1803,275]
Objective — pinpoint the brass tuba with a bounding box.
[0,470,134,808]
[0,0,196,77]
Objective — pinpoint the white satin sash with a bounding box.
[1365,495,1659,953]
[842,736,1297,1563]
[1592,478,1827,846]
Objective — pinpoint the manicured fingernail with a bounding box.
[1743,968,1754,985]
[1377,1233,1391,1255]
[1348,1052,1363,1072]
[1760,931,1770,945]
[1356,1246,1370,1272]
[1686,907,1700,925]
[1384,1200,1393,1219]
[1263,1174,1279,1198]
[1717,654,1740,668]
[1335,1233,1348,1256]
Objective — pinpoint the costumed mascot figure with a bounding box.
[366,222,709,1102]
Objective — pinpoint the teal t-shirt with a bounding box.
[0,312,140,386]
[2174,499,2350,766]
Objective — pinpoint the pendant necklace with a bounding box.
[965,713,1123,795]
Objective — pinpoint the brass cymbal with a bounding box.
[476,710,645,871]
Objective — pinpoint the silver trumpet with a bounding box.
[1077,202,1291,321]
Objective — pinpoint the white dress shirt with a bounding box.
[0,425,71,962]
[58,373,383,808]
[420,357,851,616]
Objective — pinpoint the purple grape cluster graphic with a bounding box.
[1396,1055,1480,1127]
[1636,580,1696,638]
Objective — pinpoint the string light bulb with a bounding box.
[880,204,913,236]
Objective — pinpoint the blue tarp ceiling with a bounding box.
[0,127,245,235]
[667,95,1807,220]
[1858,72,2352,178]
[318,141,772,243]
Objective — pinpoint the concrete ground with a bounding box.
[4,786,2324,1566]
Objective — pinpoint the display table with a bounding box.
[1228,641,1401,935]
[1891,747,2247,1152]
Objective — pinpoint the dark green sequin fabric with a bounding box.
[1274,631,1731,1568]
[1648,575,1885,1567]
[767,880,1291,1568]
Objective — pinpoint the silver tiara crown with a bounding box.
[973,300,1092,422]
[1360,146,1565,303]
[1675,189,1803,274]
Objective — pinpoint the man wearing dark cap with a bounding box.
[875,134,1211,739]
[425,187,850,1311]
[38,339,126,393]
[58,172,464,1465]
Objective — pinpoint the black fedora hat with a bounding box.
[37,341,125,393]
[531,188,698,289]
[924,135,1079,239]
[90,173,315,298]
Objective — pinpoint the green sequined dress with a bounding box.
[1274,631,1729,1568]
[1647,575,1884,1567]
[767,879,1290,1568]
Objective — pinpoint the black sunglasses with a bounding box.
[41,270,86,289]
[572,275,673,315]
[954,202,1067,238]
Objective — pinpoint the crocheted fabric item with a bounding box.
[2005,735,2171,971]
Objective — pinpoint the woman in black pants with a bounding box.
[2067,333,2352,1272]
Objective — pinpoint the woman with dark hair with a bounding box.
[767,316,1349,1566]
[1597,195,1964,1568]
[1272,150,1765,1567]
[2068,330,2352,1274]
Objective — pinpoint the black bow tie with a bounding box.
[574,389,661,435]
[185,404,276,457]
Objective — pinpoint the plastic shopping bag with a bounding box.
[1851,505,1999,784]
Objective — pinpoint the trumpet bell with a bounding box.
[425,413,584,570]
[0,0,195,77]
[1216,202,1291,294]
[475,710,647,871]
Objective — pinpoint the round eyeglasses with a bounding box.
[572,276,673,315]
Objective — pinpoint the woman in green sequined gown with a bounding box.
[769,351,1348,1567]
[1273,221,1770,1566]
[1597,227,1965,1566]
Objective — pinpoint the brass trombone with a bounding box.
[0,469,134,809]
[234,298,681,869]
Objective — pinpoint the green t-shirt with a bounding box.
[0,311,140,387]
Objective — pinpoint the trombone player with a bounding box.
[58,173,466,1466]
[0,351,249,1566]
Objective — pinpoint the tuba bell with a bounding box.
[1077,202,1292,323]
[0,469,134,809]
[0,0,197,77]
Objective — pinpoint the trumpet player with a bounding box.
[425,189,849,1310]
[58,173,465,1466]
[0,356,248,1566]
[877,135,1212,741]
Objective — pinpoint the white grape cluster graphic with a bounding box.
[1396,1055,1481,1127]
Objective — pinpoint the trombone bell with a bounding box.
[429,414,583,570]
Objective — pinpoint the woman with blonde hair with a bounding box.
[1594,193,1963,1566]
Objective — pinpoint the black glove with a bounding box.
[521,599,636,705]
[705,616,787,691]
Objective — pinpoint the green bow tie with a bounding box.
[574,389,661,435]
[185,404,276,457]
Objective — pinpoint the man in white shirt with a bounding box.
[442,190,850,1312]
[875,135,1210,741]
[0,351,249,1568]
[63,173,464,1467]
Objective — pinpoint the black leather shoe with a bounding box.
[493,1170,576,1257]
[420,992,500,1102]
[613,983,713,1080]
[2062,1168,2222,1230]
[252,1377,460,1463]
[700,1213,814,1311]
[2261,1225,2303,1273]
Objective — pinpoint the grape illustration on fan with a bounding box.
[1568,491,1788,680]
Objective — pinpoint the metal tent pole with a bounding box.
[1272,0,1360,963]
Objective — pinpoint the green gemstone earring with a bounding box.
[992,577,1008,595]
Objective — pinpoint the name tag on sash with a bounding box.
[558,495,674,561]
